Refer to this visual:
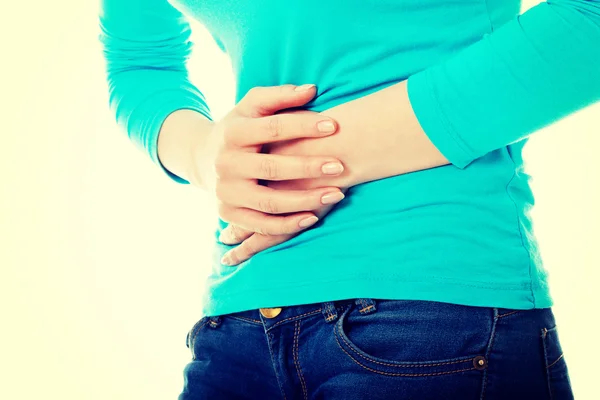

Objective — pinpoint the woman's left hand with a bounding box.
[218,109,353,266]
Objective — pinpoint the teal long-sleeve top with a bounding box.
[99,0,600,317]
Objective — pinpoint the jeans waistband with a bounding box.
[207,298,378,332]
[321,297,377,322]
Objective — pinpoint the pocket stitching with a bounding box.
[293,320,308,400]
[333,323,477,377]
[497,310,521,319]
[333,305,481,374]
[227,315,262,325]
[188,316,210,359]
[542,325,569,399]
[542,326,565,370]
[547,354,564,369]
[334,320,476,368]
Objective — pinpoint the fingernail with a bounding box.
[298,216,319,228]
[294,84,316,91]
[221,255,232,266]
[321,162,344,175]
[317,120,336,133]
[321,191,345,205]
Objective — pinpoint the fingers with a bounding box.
[218,204,320,236]
[216,152,345,181]
[220,233,292,266]
[218,224,253,245]
[236,84,318,118]
[217,182,346,214]
[225,112,338,148]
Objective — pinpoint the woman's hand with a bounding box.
[218,109,351,266]
[219,186,347,266]
[194,85,347,260]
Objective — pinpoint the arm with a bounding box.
[404,0,600,170]
[269,0,600,188]
[220,1,600,263]
[99,0,213,184]
[99,3,347,254]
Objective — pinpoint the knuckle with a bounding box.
[305,160,318,178]
[264,219,286,236]
[241,87,269,118]
[226,226,239,242]
[304,191,319,208]
[267,116,283,139]
[254,225,268,236]
[257,198,279,214]
[279,220,293,235]
[278,85,290,96]
[233,225,248,242]
[300,118,314,136]
[244,86,260,101]
[259,158,278,179]
[229,224,241,237]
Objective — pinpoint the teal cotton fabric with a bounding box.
[99,0,600,317]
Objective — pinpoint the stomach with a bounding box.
[213,141,536,289]
[200,0,538,306]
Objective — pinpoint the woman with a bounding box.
[99,0,598,398]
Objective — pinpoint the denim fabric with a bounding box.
[178,299,573,399]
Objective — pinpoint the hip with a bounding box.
[181,298,573,399]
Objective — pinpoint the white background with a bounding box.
[1,1,598,399]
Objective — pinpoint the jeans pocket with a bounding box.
[333,300,490,377]
[186,316,210,360]
[542,326,574,399]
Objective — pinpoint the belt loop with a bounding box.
[207,315,222,328]
[355,298,377,314]
[321,301,339,323]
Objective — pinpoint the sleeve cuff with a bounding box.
[127,89,213,184]
[406,70,475,169]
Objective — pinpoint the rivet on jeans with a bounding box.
[473,356,487,370]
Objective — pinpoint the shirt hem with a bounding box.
[201,275,553,317]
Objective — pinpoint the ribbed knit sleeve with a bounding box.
[99,0,213,183]
[407,0,600,169]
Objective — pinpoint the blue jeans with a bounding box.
[178,298,573,399]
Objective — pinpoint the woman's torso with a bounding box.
[170,0,552,316]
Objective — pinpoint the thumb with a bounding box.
[236,84,317,117]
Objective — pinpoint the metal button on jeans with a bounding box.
[259,307,282,318]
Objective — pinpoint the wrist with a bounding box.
[157,109,214,186]
[322,80,450,186]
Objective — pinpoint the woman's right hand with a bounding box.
[192,84,347,237]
